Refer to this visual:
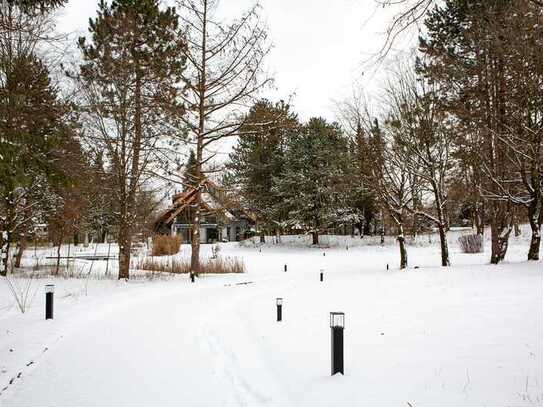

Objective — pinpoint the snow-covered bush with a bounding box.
[458,234,483,253]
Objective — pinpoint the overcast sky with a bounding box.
[57,0,413,121]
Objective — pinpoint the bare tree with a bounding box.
[383,63,454,267]
[176,0,272,276]
[367,117,413,269]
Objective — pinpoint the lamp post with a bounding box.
[45,284,55,320]
[330,312,345,375]
[276,298,283,322]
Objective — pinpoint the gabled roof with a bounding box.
[154,179,255,231]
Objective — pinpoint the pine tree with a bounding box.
[273,118,352,245]
[225,100,298,238]
[183,150,198,191]
[78,0,187,279]
[0,54,66,275]
[6,0,66,12]
[419,0,543,263]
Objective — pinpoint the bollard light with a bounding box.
[330,312,345,375]
[386,263,389,271]
[284,264,287,272]
[276,298,283,322]
[320,270,324,282]
[45,284,55,320]
[323,252,326,257]
[190,272,195,283]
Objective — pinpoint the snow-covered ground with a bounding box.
[1,229,543,406]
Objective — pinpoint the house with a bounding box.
[154,179,256,244]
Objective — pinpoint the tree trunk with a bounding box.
[66,241,71,272]
[490,222,512,264]
[118,220,131,280]
[14,234,26,268]
[312,231,319,245]
[191,191,202,276]
[514,221,521,237]
[437,224,450,267]
[512,208,522,237]
[55,240,61,275]
[1,231,11,276]
[397,224,407,269]
[189,2,208,278]
[475,202,484,236]
[527,202,541,261]
[356,223,363,238]
[118,57,143,280]
[380,210,385,245]
[411,213,418,238]
[527,225,540,261]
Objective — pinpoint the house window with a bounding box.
[205,216,217,225]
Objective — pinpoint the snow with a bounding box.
[1,229,543,406]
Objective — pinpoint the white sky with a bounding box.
[57,0,415,122]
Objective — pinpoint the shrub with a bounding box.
[458,234,483,254]
[203,256,245,274]
[134,256,245,274]
[152,234,182,256]
[4,273,39,313]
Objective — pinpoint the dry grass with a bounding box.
[134,256,245,275]
[202,256,245,274]
[458,234,484,253]
[152,234,182,256]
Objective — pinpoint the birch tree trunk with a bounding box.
[1,231,11,276]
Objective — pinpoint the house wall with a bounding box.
[171,225,211,244]
[170,216,254,244]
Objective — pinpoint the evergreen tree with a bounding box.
[183,150,198,191]
[6,0,66,12]
[273,117,353,245]
[225,100,298,238]
[78,0,187,279]
[419,0,543,263]
[0,54,66,275]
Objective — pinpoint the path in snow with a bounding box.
[1,240,543,406]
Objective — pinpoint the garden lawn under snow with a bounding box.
[1,229,543,406]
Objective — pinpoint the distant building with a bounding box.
[154,180,256,244]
